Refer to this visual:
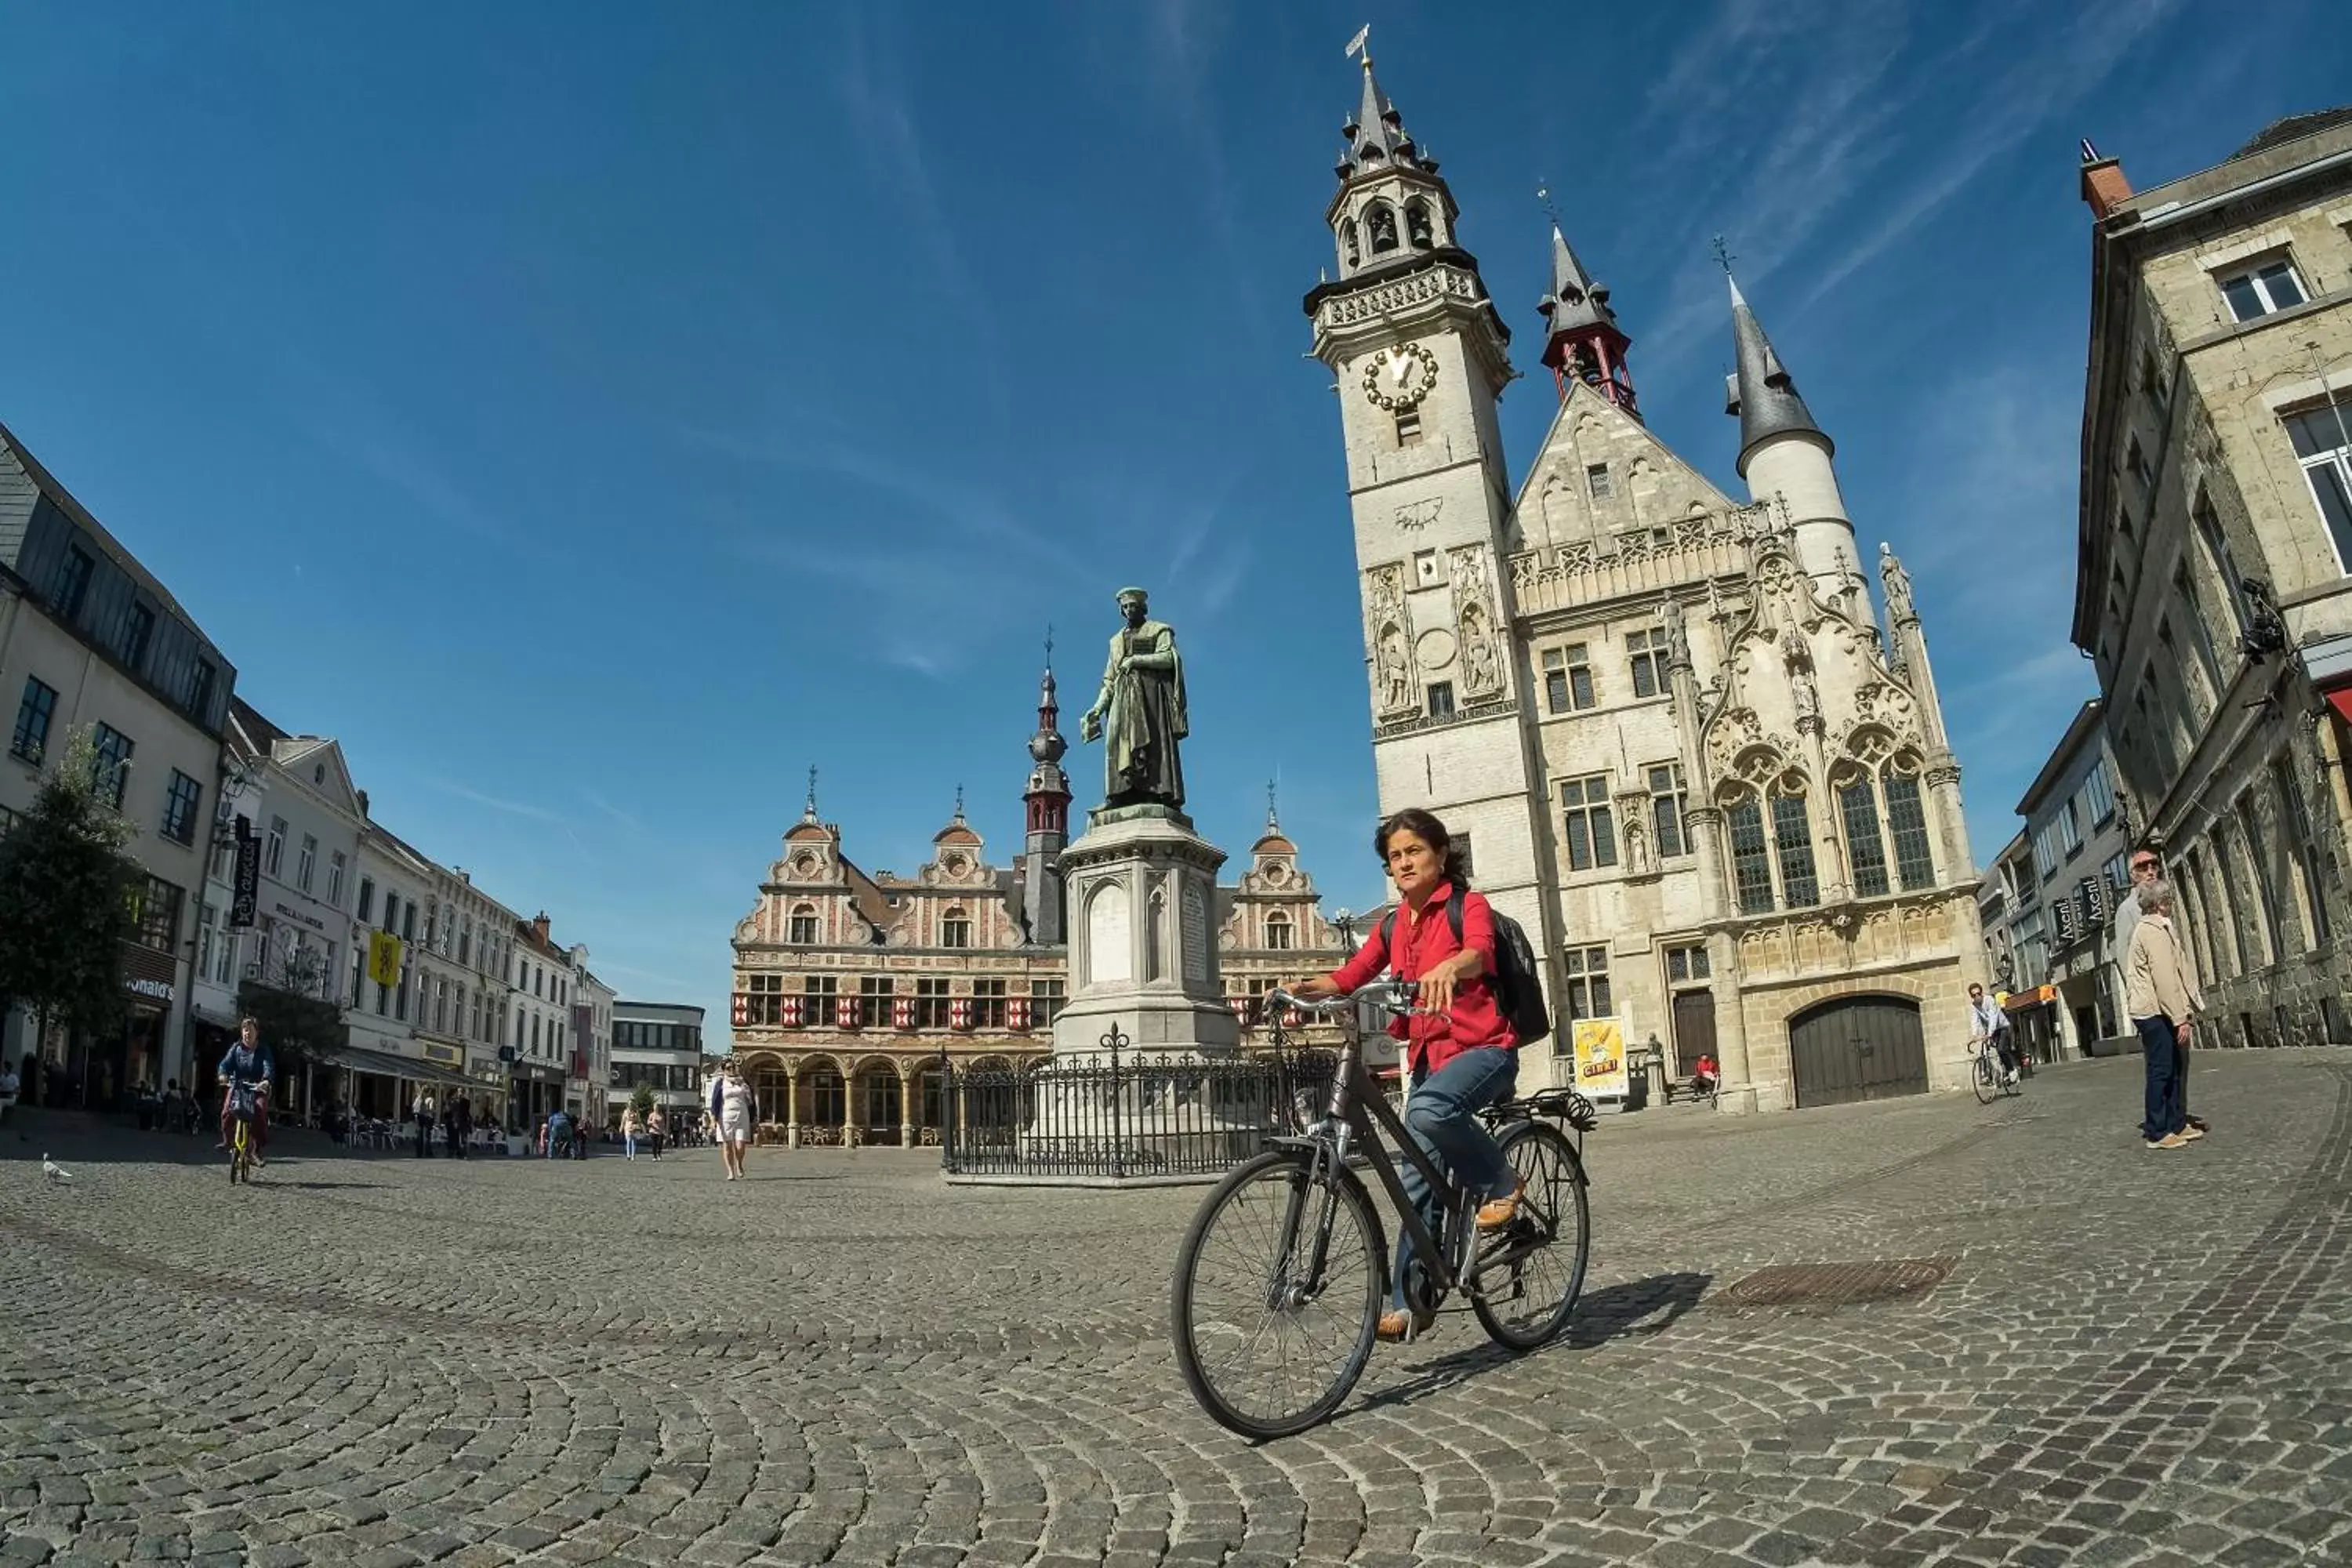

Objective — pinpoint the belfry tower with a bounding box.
[1537,223,1638,417]
[1303,46,1561,977]
[1018,637,1071,945]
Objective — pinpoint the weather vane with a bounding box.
[1345,24,1370,64]
[804,764,818,821]
[1537,180,1560,229]
[1711,234,1737,274]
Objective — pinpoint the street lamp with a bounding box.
[1331,906,1357,957]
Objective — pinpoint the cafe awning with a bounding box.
[323,1045,474,1093]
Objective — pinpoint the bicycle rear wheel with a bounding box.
[1971,1050,1997,1105]
[1171,1149,1385,1439]
[1471,1121,1590,1351]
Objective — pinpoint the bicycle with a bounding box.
[1170,978,1594,1439]
[225,1083,263,1184]
[1968,1034,2020,1105]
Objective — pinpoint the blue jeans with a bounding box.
[1392,1047,1519,1310]
[2134,1014,2184,1142]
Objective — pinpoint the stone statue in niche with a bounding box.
[1879,542,1915,623]
[1660,596,1690,670]
[1377,622,1413,712]
[1460,601,1500,695]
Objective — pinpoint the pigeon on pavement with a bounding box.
[42,1155,71,1182]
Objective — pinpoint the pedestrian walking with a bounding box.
[0,1061,18,1127]
[713,1060,753,1181]
[646,1108,666,1161]
[451,1094,472,1160]
[622,1105,640,1160]
[2125,879,2203,1151]
[412,1091,436,1158]
[2114,846,2209,1134]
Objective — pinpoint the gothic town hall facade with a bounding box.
[1309,55,1985,1111]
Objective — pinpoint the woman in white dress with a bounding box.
[714,1060,754,1181]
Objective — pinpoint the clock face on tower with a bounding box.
[1361,342,1439,411]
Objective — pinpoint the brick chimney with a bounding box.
[2079,139,2132,220]
[532,912,551,946]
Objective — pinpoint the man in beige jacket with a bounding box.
[2125,879,2203,1150]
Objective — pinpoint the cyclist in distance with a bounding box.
[1287,807,1523,1343]
[216,1016,274,1169]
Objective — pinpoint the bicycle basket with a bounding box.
[227,1084,260,1120]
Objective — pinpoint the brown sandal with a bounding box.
[1376,1307,1436,1343]
[1475,1179,1526,1232]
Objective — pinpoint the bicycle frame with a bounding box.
[1277,1005,1518,1305]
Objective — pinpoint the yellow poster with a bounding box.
[1572,1018,1629,1098]
[368,931,405,989]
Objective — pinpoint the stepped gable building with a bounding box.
[727,656,1348,1148]
[1304,50,1986,1111]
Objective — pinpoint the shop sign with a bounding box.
[124,977,176,1004]
[420,1040,463,1069]
[273,900,327,933]
[368,931,405,988]
[230,819,260,929]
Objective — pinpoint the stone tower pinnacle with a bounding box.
[1537,220,1638,417]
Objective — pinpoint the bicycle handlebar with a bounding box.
[1267,978,1426,1020]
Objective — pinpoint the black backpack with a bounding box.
[1378,892,1552,1050]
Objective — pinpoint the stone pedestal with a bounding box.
[1050,805,1240,1059]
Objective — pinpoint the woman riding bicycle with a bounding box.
[1287,808,1523,1343]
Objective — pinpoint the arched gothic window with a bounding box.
[788,903,818,944]
[1404,199,1433,249]
[1367,202,1399,254]
[1265,911,1295,951]
[1723,776,1819,913]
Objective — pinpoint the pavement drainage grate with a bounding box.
[1724,1256,1957,1308]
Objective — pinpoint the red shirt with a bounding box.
[1327,881,1516,1074]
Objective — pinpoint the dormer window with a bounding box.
[788,904,818,944]
[942,909,973,949]
[1266,912,1295,951]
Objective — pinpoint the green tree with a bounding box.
[0,727,143,1055]
[630,1082,656,1121]
[237,938,347,1072]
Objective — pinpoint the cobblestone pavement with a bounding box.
[5,1050,2351,1567]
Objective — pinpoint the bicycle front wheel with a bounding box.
[1171,1149,1385,1440]
[1471,1121,1590,1350]
[1971,1050,1998,1105]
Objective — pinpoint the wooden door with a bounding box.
[1671,989,1717,1075]
[1788,995,1928,1109]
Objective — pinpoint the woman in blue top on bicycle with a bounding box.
[1288,808,1523,1342]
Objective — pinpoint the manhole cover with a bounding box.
[1725,1257,1955,1308]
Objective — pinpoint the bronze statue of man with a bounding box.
[1080,587,1188,809]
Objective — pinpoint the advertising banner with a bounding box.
[1571,1018,1630,1098]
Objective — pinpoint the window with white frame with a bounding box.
[2218,256,2306,322]
[264,816,288,877]
[1265,911,1294,950]
[787,904,818,944]
[2059,798,2082,856]
[942,909,973,949]
[326,851,346,906]
[296,833,318,894]
[2033,818,2062,883]
[2286,392,2352,568]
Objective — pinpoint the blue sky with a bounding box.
[4,2,2347,1038]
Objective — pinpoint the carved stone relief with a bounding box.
[1367,563,1419,717]
[1446,545,1504,699]
[1394,497,1443,532]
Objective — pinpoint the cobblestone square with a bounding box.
[5,1051,2351,1566]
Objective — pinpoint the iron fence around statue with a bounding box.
[939,1044,1338,1181]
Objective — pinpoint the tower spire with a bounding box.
[1019,630,1072,946]
[802,765,818,824]
[1722,264,1828,476]
[1537,209,1637,417]
[1265,778,1280,832]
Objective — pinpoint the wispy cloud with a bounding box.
[427,778,583,846]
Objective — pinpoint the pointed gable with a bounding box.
[1512,381,1735,556]
[271,736,364,820]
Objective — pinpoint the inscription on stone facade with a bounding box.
[1181,884,1210,982]
[1088,881,1131,986]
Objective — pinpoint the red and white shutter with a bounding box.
[1007,996,1033,1032]
[780,994,804,1029]
[892,996,915,1031]
[731,993,751,1028]
[1229,996,1251,1025]
[950,997,974,1031]
[1284,1005,1308,1028]
[836,995,858,1031]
